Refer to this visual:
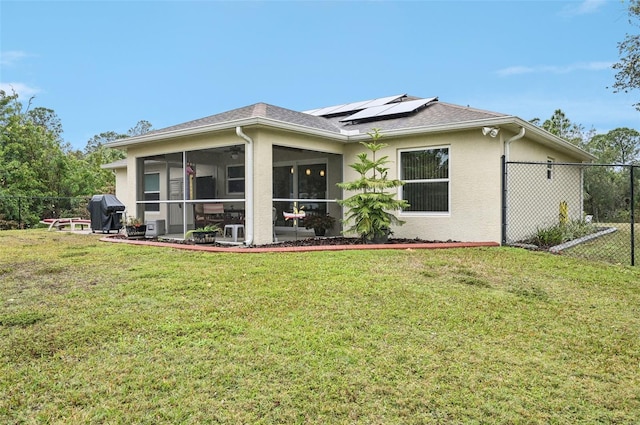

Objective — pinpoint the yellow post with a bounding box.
[559,201,568,225]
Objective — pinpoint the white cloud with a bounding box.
[560,0,607,16]
[497,61,613,77]
[0,82,41,98]
[0,50,29,66]
[497,66,535,76]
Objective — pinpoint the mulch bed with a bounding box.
[111,234,456,248]
[103,234,499,253]
[256,237,457,248]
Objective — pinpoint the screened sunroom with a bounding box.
[132,143,342,243]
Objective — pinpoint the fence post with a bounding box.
[501,155,507,245]
[631,166,635,266]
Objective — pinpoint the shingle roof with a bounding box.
[140,96,509,140]
[145,102,342,136]
[104,94,595,163]
[324,101,508,133]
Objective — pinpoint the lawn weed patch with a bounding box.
[0,310,47,327]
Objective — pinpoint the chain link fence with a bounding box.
[0,196,92,229]
[503,160,639,266]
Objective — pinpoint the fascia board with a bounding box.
[106,117,348,148]
[509,117,596,161]
[361,117,594,162]
[105,113,594,162]
[106,117,263,148]
[101,159,127,169]
[357,117,521,140]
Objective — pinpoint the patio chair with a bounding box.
[193,203,225,228]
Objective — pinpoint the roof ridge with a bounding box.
[262,103,344,133]
[252,102,268,117]
[116,96,514,145]
[437,101,507,117]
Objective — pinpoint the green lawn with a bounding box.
[564,222,640,265]
[1,230,639,424]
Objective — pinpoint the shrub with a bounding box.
[529,219,596,248]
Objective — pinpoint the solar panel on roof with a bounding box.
[384,97,436,115]
[360,94,406,109]
[326,100,375,115]
[303,94,406,117]
[340,97,437,122]
[340,104,396,121]
[304,104,347,116]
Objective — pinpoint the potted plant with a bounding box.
[337,129,409,243]
[185,224,221,244]
[124,216,147,238]
[304,213,336,236]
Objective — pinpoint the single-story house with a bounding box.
[104,94,594,245]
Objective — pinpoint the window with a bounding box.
[547,157,554,180]
[399,147,449,213]
[144,173,160,212]
[227,165,245,194]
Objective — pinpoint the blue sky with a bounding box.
[1,0,637,150]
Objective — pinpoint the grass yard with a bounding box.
[564,222,640,265]
[1,230,639,424]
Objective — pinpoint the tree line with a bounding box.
[1,90,638,228]
[0,90,151,227]
[529,109,640,223]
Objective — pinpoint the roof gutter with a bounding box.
[235,126,254,246]
[107,117,348,148]
[378,116,592,162]
[108,113,594,162]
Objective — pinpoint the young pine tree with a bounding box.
[337,129,409,242]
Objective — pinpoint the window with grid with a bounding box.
[227,165,245,194]
[399,147,449,213]
[144,173,160,212]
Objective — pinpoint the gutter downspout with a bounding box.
[503,126,526,161]
[501,126,525,246]
[236,126,254,246]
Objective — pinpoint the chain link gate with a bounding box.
[502,158,639,266]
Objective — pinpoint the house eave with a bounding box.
[106,117,349,148]
[106,112,595,162]
[507,117,596,162]
[366,116,595,162]
[101,158,127,169]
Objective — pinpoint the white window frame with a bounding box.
[547,157,554,180]
[226,165,245,195]
[398,146,451,216]
[144,172,160,212]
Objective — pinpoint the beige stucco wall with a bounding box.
[114,167,128,210]
[506,137,585,242]
[112,123,589,245]
[341,129,504,242]
[250,130,273,245]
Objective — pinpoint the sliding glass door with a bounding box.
[273,162,327,227]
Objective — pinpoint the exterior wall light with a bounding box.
[482,127,500,138]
